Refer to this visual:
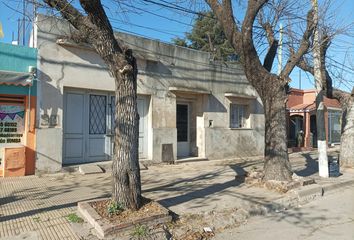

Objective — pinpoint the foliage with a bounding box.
[172,11,236,61]
[132,224,149,238]
[66,213,83,223]
[107,201,125,215]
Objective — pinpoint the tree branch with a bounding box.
[258,18,279,71]
[281,10,315,80]
[206,0,242,53]
[43,0,86,29]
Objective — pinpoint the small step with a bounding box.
[79,165,104,174]
[176,157,208,164]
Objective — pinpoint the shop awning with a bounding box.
[0,70,33,86]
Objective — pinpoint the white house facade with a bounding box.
[33,15,265,172]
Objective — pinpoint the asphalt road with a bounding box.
[214,185,354,240]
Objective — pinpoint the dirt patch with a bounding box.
[90,197,167,224]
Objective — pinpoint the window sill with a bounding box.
[229,128,253,130]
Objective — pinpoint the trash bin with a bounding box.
[328,156,340,177]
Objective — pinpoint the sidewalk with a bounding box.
[0,148,353,239]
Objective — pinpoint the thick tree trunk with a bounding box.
[262,86,292,181]
[340,97,354,167]
[112,70,141,210]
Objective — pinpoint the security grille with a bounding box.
[89,95,106,134]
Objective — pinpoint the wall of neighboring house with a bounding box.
[0,43,37,176]
[287,88,342,149]
[34,15,265,172]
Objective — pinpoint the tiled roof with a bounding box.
[288,97,341,112]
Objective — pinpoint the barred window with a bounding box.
[230,104,248,128]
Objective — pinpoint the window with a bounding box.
[89,95,107,134]
[230,104,248,128]
[328,110,341,144]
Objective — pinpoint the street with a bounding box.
[214,185,354,240]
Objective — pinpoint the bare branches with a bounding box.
[205,0,242,53]
[43,0,85,29]
[281,9,315,80]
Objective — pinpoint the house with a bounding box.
[287,88,342,149]
[0,43,37,177]
[30,15,265,173]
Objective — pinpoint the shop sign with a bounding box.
[0,105,25,144]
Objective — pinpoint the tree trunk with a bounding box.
[262,86,292,181]
[111,68,141,210]
[315,91,329,177]
[340,97,354,167]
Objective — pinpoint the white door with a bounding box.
[64,91,109,164]
[109,95,148,159]
[63,92,85,164]
[177,103,190,157]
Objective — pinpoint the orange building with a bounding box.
[287,88,342,150]
[0,43,37,177]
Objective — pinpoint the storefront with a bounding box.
[0,43,37,177]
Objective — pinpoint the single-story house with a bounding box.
[287,88,342,149]
[31,15,265,173]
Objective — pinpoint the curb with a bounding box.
[274,179,354,209]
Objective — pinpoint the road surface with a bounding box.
[215,186,354,240]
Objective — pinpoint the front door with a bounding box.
[177,103,190,157]
[64,91,109,164]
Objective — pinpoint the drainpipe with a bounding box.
[27,66,36,131]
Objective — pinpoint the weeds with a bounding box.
[107,201,124,216]
[67,213,83,223]
[132,224,149,238]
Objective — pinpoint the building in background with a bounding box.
[287,88,342,150]
[0,42,37,177]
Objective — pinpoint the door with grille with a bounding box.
[64,90,109,164]
[64,90,148,164]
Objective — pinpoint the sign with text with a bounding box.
[0,105,25,145]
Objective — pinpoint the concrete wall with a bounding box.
[35,15,264,171]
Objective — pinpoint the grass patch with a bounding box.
[67,213,83,223]
[107,201,125,216]
[132,224,149,238]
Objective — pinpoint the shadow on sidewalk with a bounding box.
[295,153,319,177]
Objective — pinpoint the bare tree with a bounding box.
[311,0,328,177]
[297,34,354,168]
[205,0,315,181]
[42,0,141,210]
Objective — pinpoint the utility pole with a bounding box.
[312,0,329,178]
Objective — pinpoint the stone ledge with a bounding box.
[78,198,172,238]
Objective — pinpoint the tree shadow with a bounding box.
[294,153,319,177]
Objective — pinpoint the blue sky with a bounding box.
[1,0,353,91]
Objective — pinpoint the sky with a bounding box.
[0,0,353,91]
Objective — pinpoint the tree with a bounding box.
[205,0,315,181]
[297,34,354,168]
[311,0,329,177]
[43,0,141,210]
[172,11,235,61]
